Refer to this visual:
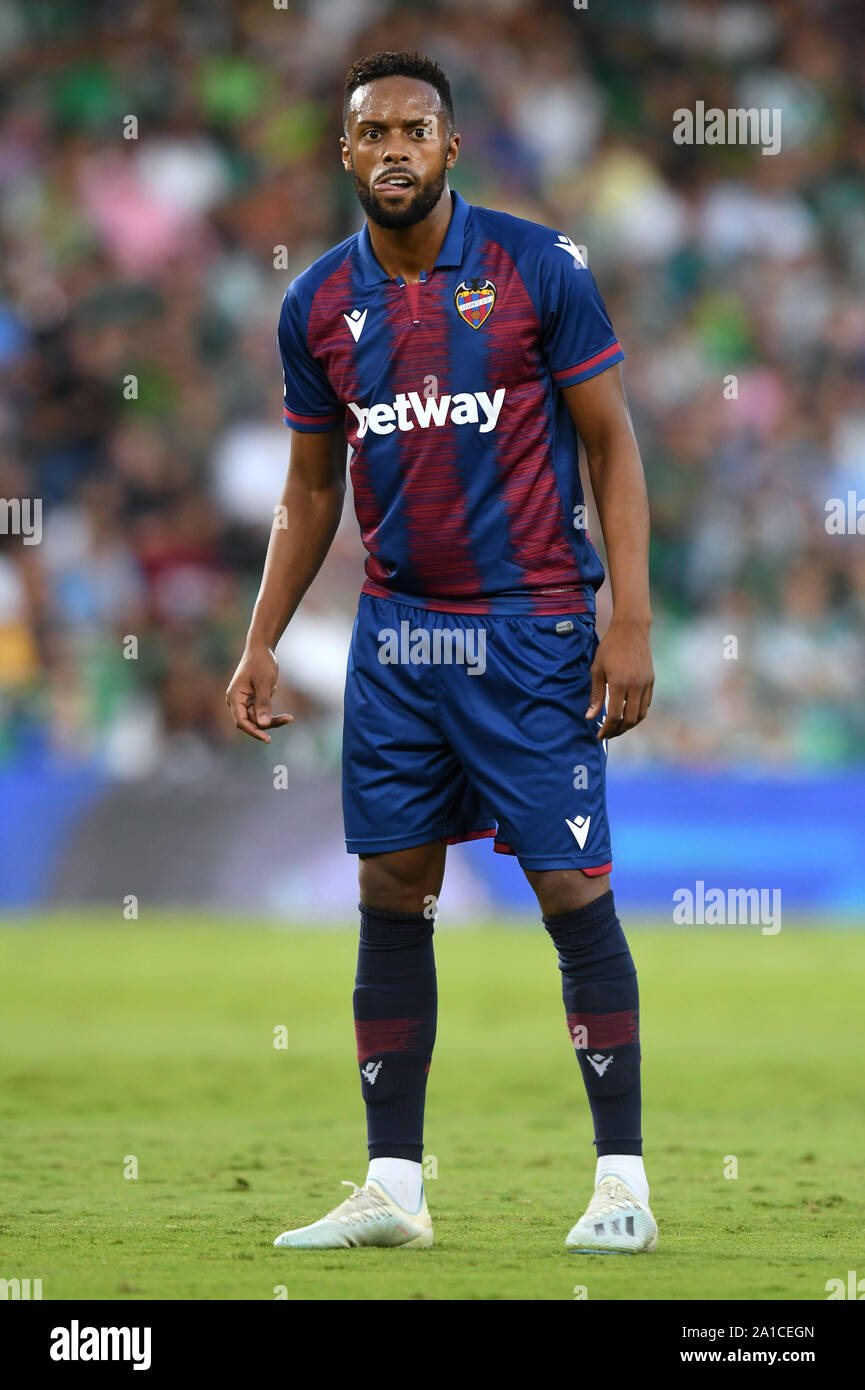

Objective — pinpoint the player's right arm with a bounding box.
[226,426,346,743]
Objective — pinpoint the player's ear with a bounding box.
[339,134,352,172]
[445,131,460,170]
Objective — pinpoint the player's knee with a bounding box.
[525,868,610,918]
[358,842,445,915]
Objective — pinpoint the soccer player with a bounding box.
[227,50,657,1255]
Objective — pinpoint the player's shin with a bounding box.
[353,906,437,1206]
[543,889,646,1199]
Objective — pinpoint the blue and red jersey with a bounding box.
[278,190,625,615]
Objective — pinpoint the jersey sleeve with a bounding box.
[537,235,625,389]
[277,285,342,432]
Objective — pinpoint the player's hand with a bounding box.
[226,644,294,744]
[585,617,654,740]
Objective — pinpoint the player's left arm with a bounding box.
[562,364,654,740]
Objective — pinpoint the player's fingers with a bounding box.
[253,680,274,728]
[230,706,293,741]
[226,687,268,742]
[227,672,294,739]
[246,681,294,732]
[585,666,607,718]
[618,679,651,732]
[251,700,293,730]
[225,684,252,724]
[596,712,623,741]
[235,714,273,743]
[225,686,258,739]
[635,680,654,724]
[618,693,643,732]
[597,684,627,740]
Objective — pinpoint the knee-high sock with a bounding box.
[353,905,437,1162]
[543,889,642,1156]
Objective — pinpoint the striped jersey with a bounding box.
[278,190,625,614]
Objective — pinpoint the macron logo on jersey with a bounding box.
[343,308,368,342]
[555,233,587,269]
[347,388,506,438]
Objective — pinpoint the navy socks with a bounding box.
[543,890,642,1156]
[353,905,437,1162]
[353,892,640,1165]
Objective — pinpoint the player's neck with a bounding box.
[366,187,454,284]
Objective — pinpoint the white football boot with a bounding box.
[566,1174,658,1254]
[273,1179,433,1250]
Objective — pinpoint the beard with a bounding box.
[354,161,448,229]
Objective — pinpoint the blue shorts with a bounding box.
[342,593,612,872]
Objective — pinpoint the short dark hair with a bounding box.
[343,50,454,133]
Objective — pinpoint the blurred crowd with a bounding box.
[1,0,864,776]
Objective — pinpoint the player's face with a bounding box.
[341,76,459,229]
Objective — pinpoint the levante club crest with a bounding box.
[454,278,497,329]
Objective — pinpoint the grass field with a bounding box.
[0,914,862,1302]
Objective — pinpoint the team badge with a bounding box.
[454,278,496,329]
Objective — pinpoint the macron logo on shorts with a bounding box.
[347,388,505,438]
[565,814,591,849]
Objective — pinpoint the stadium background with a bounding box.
[2,0,864,920]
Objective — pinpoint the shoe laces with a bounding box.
[583,1176,640,1219]
[325,1180,392,1223]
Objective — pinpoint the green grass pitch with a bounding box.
[0,914,861,1301]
